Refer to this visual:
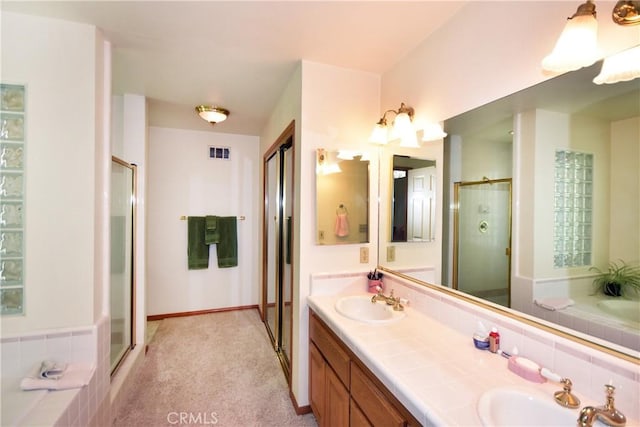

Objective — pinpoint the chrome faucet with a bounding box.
[577,384,626,427]
[371,288,406,311]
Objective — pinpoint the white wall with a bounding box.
[1,12,105,334]
[260,60,380,407]
[146,127,259,315]
[610,116,640,263]
[295,60,380,406]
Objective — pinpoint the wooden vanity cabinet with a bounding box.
[309,313,350,427]
[309,310,420,427]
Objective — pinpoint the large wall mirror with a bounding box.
[316,149,370,245]
[378,60,640,360]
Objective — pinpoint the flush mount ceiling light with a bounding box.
[542,0,600,75]
[195,105,229,125]
[369,102,419,147]
[612,0,640,25]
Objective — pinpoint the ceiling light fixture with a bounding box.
[369,102,419,147]
[195,105,229,125]
[542,0,600,75]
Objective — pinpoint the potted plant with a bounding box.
[590,260,640,297]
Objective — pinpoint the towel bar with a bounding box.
[180,215,245,221]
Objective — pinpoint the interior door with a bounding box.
[407,166,436,241]
[453,179,512,307]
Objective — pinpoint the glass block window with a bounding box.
[553,149,593,268]
[1,83,26,315]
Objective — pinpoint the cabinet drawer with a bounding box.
[310,312,350,386]
[351,362,405,427]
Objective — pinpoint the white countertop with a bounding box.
[307,292,604,426]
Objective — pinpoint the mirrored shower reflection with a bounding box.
[454,179,512,307]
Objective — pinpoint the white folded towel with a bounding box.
[534,297,575,311]
[20,362,95,391]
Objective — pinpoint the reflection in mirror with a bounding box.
[316,149,369,245]
[378,60,640,359]
[391,155,436,242]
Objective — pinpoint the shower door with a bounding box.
[110,157,136,374]
[262,123,294,383]
[453,179,512,307]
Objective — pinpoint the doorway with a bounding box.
[453,178,512,307]
[262,122,294,382]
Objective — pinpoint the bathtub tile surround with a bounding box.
[0,315,111,426]
[309,271,640,425]
[518,274,640,352]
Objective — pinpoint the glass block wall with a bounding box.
[554,149,593,268]
[0,83,25,314]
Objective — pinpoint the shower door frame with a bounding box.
[452,178,512,307]
[110,156,137,376]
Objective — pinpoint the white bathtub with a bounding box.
[597,300,640,324]
[1,379,47,426]
[555,295,640,352]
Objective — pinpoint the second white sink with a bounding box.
[335,295,406,324]
[477,386,580,426]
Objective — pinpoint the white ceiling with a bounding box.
[2,1,467,135]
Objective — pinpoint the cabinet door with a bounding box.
[325,366,349,427]
[350,398,373,427]
[309,342,325,426]
[351,362,406,427]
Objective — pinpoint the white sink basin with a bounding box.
[335,295,405,324]
[478,387,579,426]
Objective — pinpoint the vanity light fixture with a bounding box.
[612,0,640,26]
[369,102,419,147]
[593,45,640,84]
[542,0,600,75]
[195,105,229,125]
[422,123,448,142]
[316,148,342,175]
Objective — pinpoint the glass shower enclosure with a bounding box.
[453,179,512,307]
[110,156,136,374]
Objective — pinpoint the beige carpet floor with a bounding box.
[113,309,317,427]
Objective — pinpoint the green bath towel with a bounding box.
[187,216,209,270]
[204,215,219,245]
[215,216,238,268]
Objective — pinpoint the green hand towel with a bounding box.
[215,216,238,268]
[205,215,219,244]
[187,216,209,270]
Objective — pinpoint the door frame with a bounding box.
[261,120,295,384]
[452,177,512,307]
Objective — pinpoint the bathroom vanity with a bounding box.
[307,272,640,426]
[309,309,420,426]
